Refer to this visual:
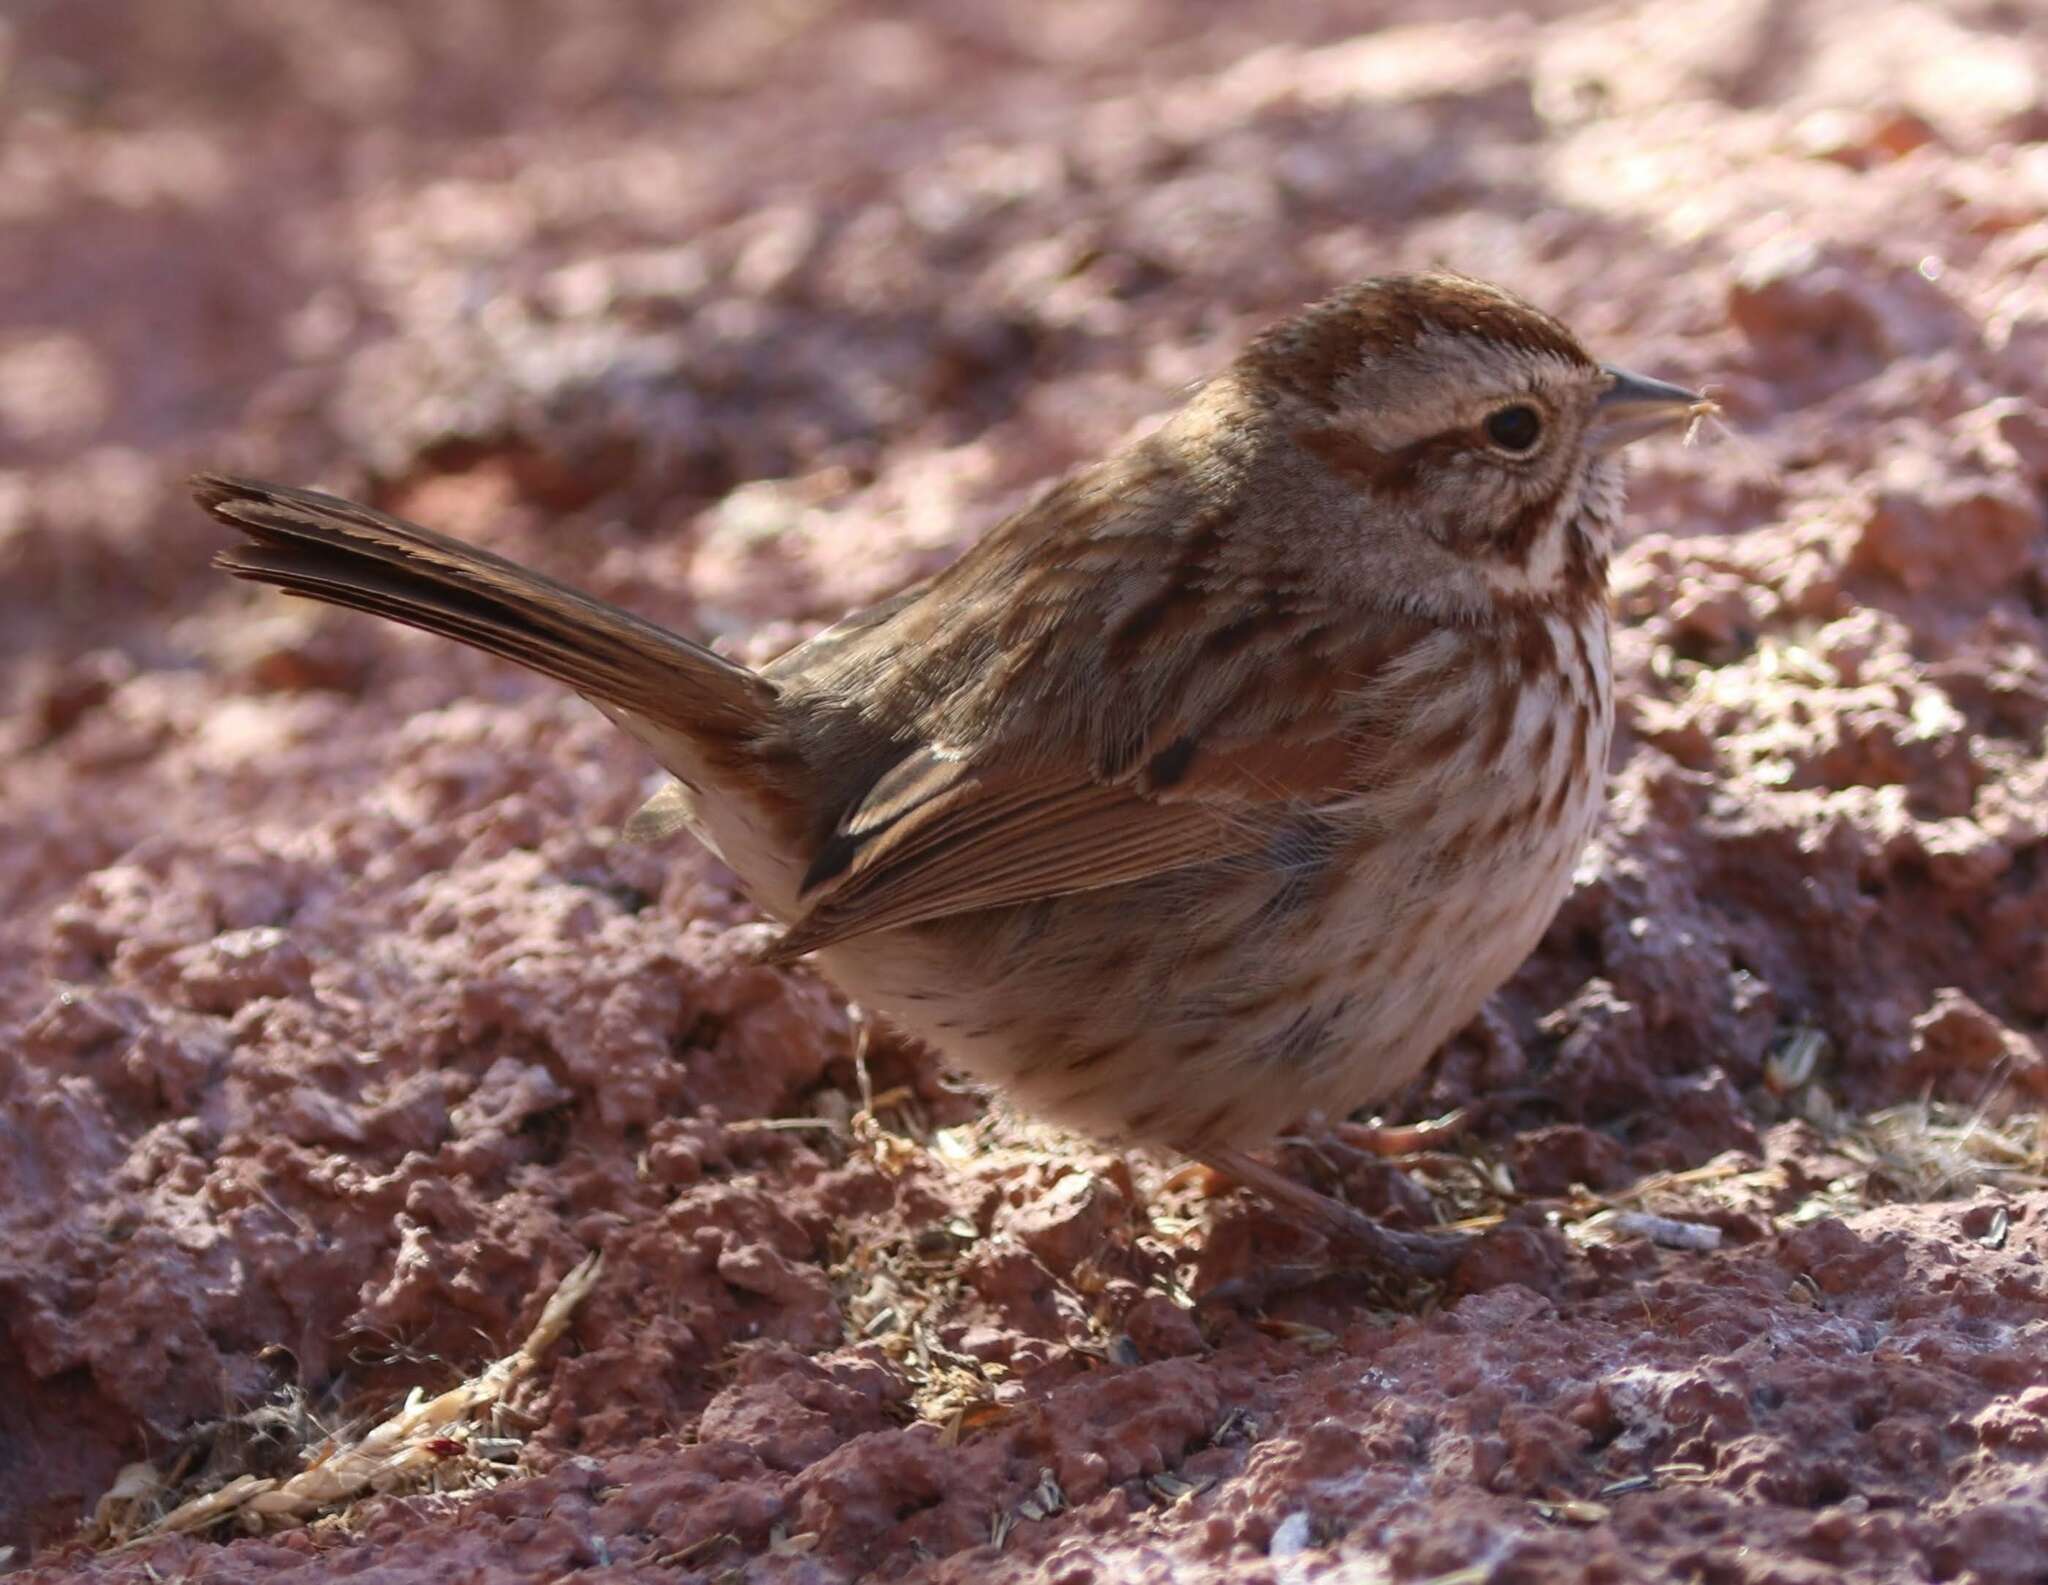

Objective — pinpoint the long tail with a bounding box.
[194,474,777,735]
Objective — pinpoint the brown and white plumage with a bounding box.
[198,272,1703,1271]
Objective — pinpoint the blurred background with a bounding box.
[5,0,2040,699]
[0,0,1865,677]
[4,0,2048,1574]
[2,0,2038,676]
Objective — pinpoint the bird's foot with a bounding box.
[1196,1145,1465,1280]
[1326,1108,1471,1158]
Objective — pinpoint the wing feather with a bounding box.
[758,503,1442,961]
[766,708,1367,961]
[764,771,1241,960]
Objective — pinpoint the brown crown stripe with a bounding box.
[1241,274,1595,414]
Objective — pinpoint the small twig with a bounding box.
[122,1253,603,1543]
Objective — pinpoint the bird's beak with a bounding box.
[1593,365,1710,452]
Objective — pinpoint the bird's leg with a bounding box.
[847,1002,877,1117]
[1324,1084,1550,1158]
[1327,1108,1470,1157]
[1197,1146,1466,1278]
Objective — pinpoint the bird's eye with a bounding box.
[1483,404,1543,454]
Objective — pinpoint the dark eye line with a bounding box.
[1294,407,1552,491]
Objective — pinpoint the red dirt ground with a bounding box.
[3,3,2046,1581]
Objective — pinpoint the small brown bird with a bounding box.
[197,272,1704,1274]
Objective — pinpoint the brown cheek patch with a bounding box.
[1493,494,1556,567]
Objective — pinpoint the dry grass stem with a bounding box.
[108,1252,603,1546]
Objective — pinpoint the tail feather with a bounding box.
[195,473,776,734]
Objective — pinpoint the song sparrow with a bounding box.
[196,272,1704,1275]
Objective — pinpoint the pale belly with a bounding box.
[817,758,1607,1152]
